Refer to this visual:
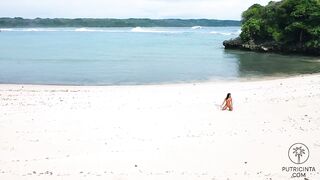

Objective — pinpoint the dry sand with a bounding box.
[0,74,320,180]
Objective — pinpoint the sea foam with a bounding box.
[131,27,177,33]
[0,28,13,31]
[74,28,106,32]
[0,28,58,32]
[0,27,242,35]
[191,26,202,29]
[210,29,241,36]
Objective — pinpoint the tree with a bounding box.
[240,4,265,42]
[239,0,320,50]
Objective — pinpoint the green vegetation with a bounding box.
[0,18,240,27]
[240,0,320,50]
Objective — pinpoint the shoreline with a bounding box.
[0,73,319,88]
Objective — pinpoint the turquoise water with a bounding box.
[0,27,319,85]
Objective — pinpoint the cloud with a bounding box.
[0,0,273,20]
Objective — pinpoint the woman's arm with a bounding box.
[221,99,226,107]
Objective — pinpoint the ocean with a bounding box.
[0,26,319,85]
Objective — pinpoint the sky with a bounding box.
[0,0,273,20]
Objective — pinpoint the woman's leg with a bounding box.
[222,105,227,110]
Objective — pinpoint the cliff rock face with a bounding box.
[223,38,320,56]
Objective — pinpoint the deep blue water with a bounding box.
[0,27,319,85]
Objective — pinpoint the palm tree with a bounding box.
[292,146,305,164]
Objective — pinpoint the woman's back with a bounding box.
[226,97,232,106]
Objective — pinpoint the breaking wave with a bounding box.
[191,26,202,30]
[0,27,242,35]
[130,27,177,33]
[210,29,241,36]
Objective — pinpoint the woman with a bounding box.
[221,93,233,111]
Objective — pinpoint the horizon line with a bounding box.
[0,17,241,21]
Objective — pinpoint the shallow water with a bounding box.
[0,27,319,85]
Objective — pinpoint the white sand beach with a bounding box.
[0,74,320,180]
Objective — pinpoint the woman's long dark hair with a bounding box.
[225,93,231,100]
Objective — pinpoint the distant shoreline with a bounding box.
[0,17,240,28]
